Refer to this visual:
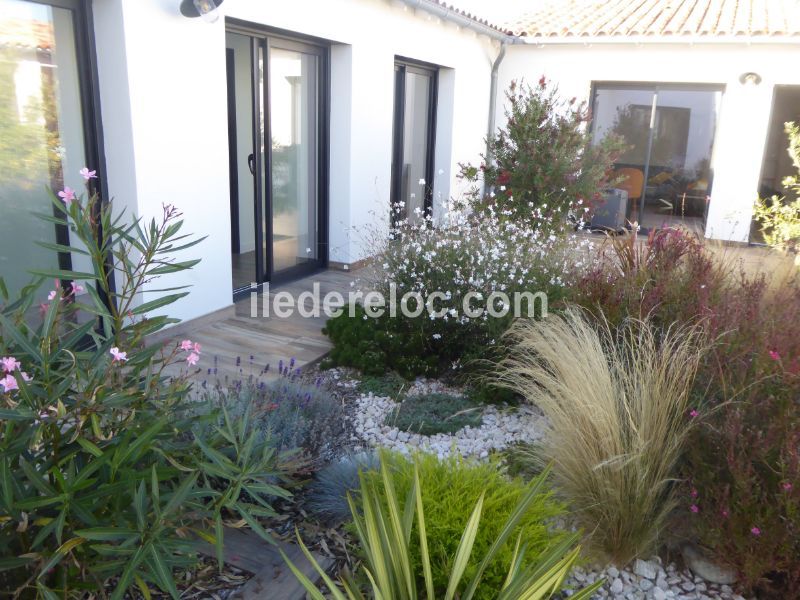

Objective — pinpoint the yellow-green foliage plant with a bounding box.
[362,451,567,598]
[754,122,800,253]
[496,307,706,565]
[282,458,601,600]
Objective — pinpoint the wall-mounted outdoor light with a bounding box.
[739,72,762,86]
[180,0,224,23]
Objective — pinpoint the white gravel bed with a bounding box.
[350,391,544,459]
[564,558,750,600]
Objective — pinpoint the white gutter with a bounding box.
[396,0,516,43]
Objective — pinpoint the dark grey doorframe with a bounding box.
[226,21,330,300]
[390,58,438,224]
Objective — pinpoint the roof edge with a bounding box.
[395,0,517,43]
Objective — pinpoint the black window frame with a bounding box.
[391,57,438,224]
[6,0,110,303]
[225,19,331,299]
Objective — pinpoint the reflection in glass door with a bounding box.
[269,45,318,273]
[225,27,326,296]
[391,61,437,225]
[0,0,96,302]
[592,83,722,233]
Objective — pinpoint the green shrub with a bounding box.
[284,454,599,600]
[0,181,297,597]
[322,304,438,378]
[359,451,567,599]
[496,308,706,564]
[390,393,482,435]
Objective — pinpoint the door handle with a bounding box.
[248,153,255,175]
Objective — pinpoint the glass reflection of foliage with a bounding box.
[0,48,46,190]
[611,103,650,165]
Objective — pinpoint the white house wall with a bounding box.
[497,42,798,243]
[92,0,499,323]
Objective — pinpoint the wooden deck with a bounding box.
[159,269,358,384]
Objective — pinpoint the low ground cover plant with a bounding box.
[0,180,298,597]
[284,453,598,599]
[496,308,705,564]
[390,392,481,435]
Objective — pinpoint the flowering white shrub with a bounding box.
[328,200,598,376]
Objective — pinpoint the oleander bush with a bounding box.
[460,77,625,227]
[0,177,297,597]
[496,308,706,564]
[389,392,482,436]
[285,453,598,600]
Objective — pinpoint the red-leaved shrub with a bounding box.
[568,228,800,596]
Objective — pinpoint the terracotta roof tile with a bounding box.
[505,0,800,39]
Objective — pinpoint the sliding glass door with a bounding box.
[592,83,723,233]
[225,26,326,296]
[391,61,437,225]
[0,0,100,302]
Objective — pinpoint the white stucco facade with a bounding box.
[85,0,799,325]
[91,0,501,323]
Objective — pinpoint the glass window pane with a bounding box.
[642,89,721,231]
[0,0,87,301]
[402,71,431,225]
[592,87,655,224]
[269,47,318,273]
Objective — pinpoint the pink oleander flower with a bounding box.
[193,342,201,353]
[689,409,699,418]
[751,527,761,536]
[783,482,793,492]
[71,282,85,295]
[186,352,200,366]
[180,339,194,352]
[47,290,58,301]
[110,347,127,363]
[1,357,21,373]
[58,186,76,205]
[690,504,699,513]
[769,349,781,361]
[20,372,32,382]
[691,488,699,498]
[79,167,97,180]
[721,509,729,518]
[0,374,18,393]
